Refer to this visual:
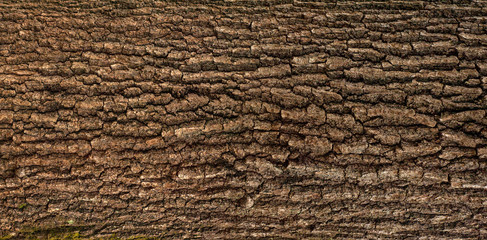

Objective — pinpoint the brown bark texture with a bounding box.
[1,0,487,239]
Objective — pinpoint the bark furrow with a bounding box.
[1,0,487,239]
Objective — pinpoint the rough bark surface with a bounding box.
[1,0,487,239]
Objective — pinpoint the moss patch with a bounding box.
[1,225,158,240]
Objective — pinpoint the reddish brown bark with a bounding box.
[1,0,487,239]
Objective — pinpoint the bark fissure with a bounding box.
[1,0,487,239]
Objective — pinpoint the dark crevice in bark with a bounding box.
[1,0,487,239]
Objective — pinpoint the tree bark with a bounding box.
[1,0,487,238]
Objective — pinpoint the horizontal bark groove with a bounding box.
[1,0,487,239]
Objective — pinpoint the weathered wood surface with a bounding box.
[1,0,487,238]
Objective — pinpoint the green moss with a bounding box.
[6,228,158,239]
[0,234,13,240]
[20,225,85,240]
[2,225,161,240]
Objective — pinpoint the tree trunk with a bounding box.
[1,0,487,238]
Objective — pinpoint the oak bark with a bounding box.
[1,0,487,239]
